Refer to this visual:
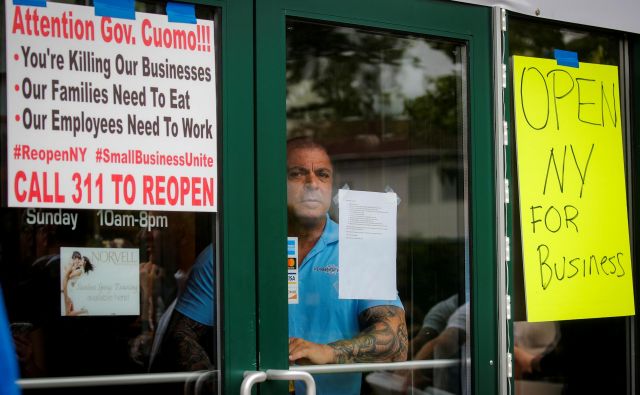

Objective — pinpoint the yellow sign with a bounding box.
[513,55,635,322]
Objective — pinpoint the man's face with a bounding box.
[287,147,333,226]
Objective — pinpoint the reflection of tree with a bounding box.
[287,21,408,123]
[286,20,465,153]
[509,18,619,65]
[404,74,460,148]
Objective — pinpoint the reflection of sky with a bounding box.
[396,40,458,97]
[381,40,461,115]
[287,37,462,117]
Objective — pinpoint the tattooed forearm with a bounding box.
[167,311,214,371]
[328,305,408,364]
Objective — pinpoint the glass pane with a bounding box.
[286,19,470,395]
[0,1,220,394]
[508,17,628,395]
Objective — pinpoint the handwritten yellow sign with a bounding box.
[513,55,634,322]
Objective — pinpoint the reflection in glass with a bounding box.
[0,2,220,393]
[1,210,215,376]
[509,17,626,395]
[287,19,469,394]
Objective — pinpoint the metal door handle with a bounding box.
[266,370,315,395]
[239,370,316,395]
[239,371,267,395]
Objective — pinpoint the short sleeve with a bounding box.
[175,244,215,326]
[422,294,459,333]
[446,303,468,331]
[356,294,404,316]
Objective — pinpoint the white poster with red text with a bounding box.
[5,1,217,212]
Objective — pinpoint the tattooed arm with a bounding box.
[165,311,214,371]
[288,305,408,365]
[330,305,408,363]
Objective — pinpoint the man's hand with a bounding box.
[288,305,407,366]
[288,338,335,365]
[513,346,535,378]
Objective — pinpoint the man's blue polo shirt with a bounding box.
[175,244,215,326]
[289,216,403,395]
[0,286,20,395]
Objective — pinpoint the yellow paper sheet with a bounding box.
[513,55,634,322]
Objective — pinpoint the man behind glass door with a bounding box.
[158,137,407,394]
[286,137,407,395]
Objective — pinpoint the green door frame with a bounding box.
[255,0,497,394]
[626,32,640,395]
[203,0,258,393]
[633,34,640,392]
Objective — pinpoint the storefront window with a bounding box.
[286,19,470,394]
[1,1,220,393]
[508,17,629,395]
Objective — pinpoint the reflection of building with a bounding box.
[332,148,464,239]
[286,24,465,239]
[294,127,465,240]
[309,131,468,353]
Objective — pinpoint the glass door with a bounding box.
[505,15,635,395]
[0,0,255,394]
[256,0,497,394]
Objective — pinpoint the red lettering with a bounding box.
[180,177,190,205]
[12,6,25,34]
[167,177,179,205]
[137,175,214,208]
[141,18,152,46]
[24,7,33,35]
[191,177,201,206]
[143,175,154,204]
[29,172,41,202]
[14,171,27,202]
[203,177,214,206]
[111,173,123,204]
[40,14,50,36]
[155,176,166,205]
[32,9,40,36]
[55,173,64,203]
[12,172,64,204]
[100,17,112,42]
[123,175,135,204]
[42,171,53,203]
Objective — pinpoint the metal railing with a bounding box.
[240,358,461,394]
[290,359,460,374]
[17,370,220,395]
